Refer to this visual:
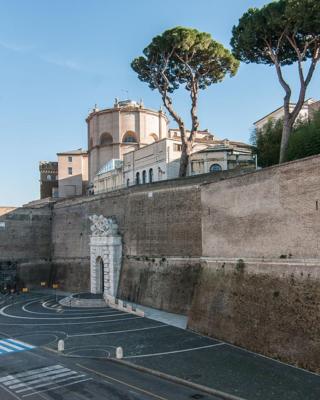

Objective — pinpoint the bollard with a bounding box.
[116,346,123,359]
[57,339,64,352]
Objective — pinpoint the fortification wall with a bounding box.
[2,155,320,371]
[0,206,52,287]
[188,259,320,372]
[51,184,202,292]
[201,155,320,259]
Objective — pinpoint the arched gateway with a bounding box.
[89,215,122,297]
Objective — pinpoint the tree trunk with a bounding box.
[179,139,192,177]
[279,117,294,163]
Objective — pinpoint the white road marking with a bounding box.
[0,316,142,326]
[16,373,87,393]
[0,364,89,397]
[0,303,126,320]
[21,378,92,397]
[0,340,25,351]
[0,365,64,383]
[69,324,168,337]
[6,339,34,349]
[5,368,71,386]
[124,343,225,358]
[0,344,13,352]
[12,371,78,390]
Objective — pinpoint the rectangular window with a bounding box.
[68,156,72,162]
[174,144,182,152]
[68,167,73,175]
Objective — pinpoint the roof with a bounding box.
[254,98,317,125]
[57,148,88,156]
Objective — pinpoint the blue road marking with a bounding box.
[0,339,35,355]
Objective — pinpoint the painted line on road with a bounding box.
[0,364,90,398]
[21,378,92,397]
[77,363,168,400]
[42,299,110,313]
[69,324,168,337]
[0,339,35,356]
[0,316,142,326]
[1,302,127,320]
[124,343,225,359]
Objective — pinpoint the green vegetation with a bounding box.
[252,119,283,168]
[231,0,320,163]
[131,26,239,177]
[287,111,320,161]
[252,110,320,167]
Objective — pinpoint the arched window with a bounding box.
[142,170,147,184]
[136,172,140,185]
[100,132,113,145]
[209,163,222,172]
[123,131,138,143]
[149,168,153,183]
[127,178,130,187]
[149,133,158,142]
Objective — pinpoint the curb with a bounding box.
[109,358,246,400]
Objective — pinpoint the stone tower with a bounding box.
[39,161,58,199]
[86,100,169,184]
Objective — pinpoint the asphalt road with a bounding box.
[0,292,320,400]
[0,293,222,400]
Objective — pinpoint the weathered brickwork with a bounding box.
[188,259,320,373]
[202,155,320,259]
[2,155,320,371]
[118,257,202,314]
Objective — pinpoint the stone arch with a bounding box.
[89,215,122,297]
[122,131,138,143]
[149,133,158,142]
[142,170,147,184]
[95,256,104,293]
[149,168,153,183]
[209,163,222,172]
[100,132,113,146]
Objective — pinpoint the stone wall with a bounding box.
[188,259,320,373]
[2,155,320,371]
[0,205,52,287]
[119,256,202,314]
[201,155,320,259]
[50,184,202,291]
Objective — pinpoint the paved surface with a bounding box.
[0,292,319,400]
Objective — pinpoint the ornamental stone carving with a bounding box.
[89,215,118,237]
[89,215,122,298]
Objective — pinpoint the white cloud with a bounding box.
[0,40,34,53]
[0,38,87,73]
[41,54,84,72]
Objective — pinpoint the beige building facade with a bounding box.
[190,140,255,175]
[93,134,254,194]
[57,149,88,198]
[86,100,169,185]
[254,98,319,132]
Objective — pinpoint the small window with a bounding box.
[68,156,72,162]
[127,179,130,187]
[142,170,147,184]
[136,172,140,185]
[174,144,182,152]
[68,167,73,175]
[123,132,137,143]
[209,163,222,172]
[47,175,52,181]
[149,168,153,183]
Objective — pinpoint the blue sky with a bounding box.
[0,0,319,206]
